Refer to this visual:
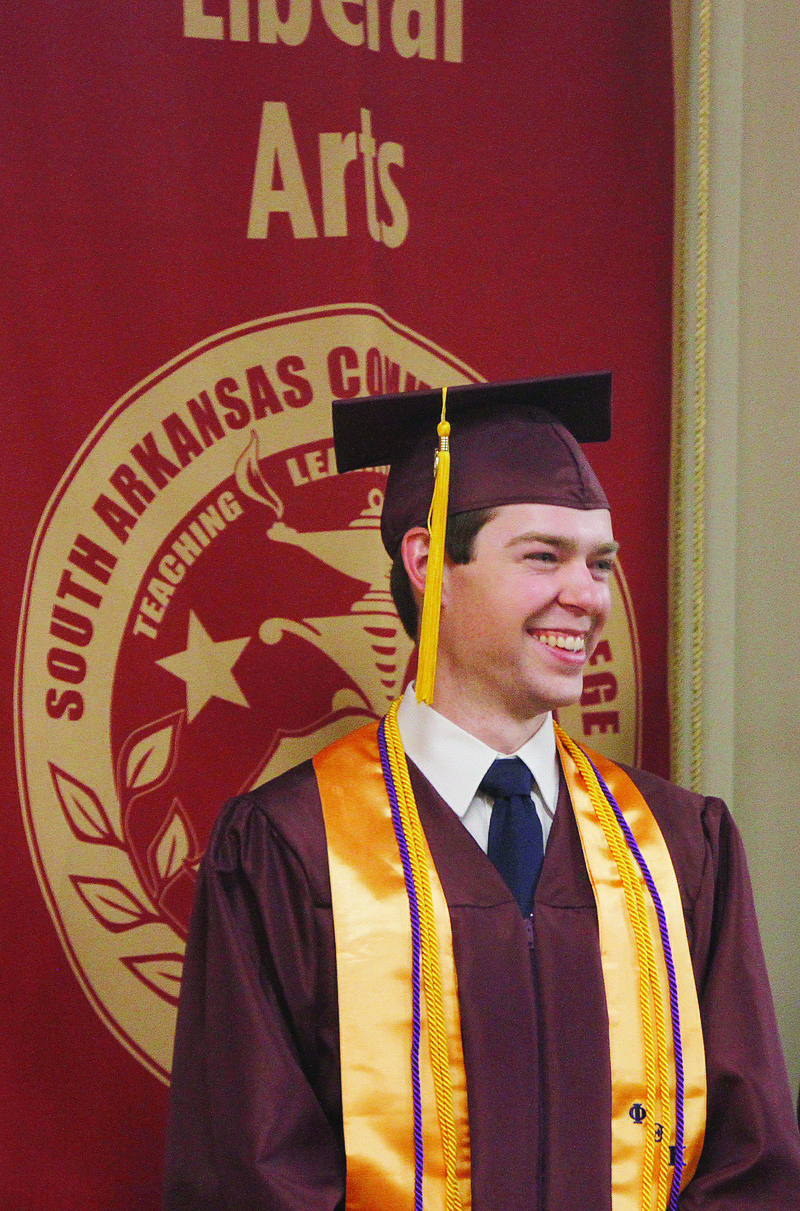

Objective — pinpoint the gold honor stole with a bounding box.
[555,728,706,1210]
[314,720,471,1211]
[314,713,706,1211]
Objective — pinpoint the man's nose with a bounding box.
[558,561,602,611]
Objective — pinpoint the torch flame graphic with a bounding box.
[235,430,284,518]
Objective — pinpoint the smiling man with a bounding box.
[165,376,800,1210]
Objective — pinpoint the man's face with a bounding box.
[437,502,617,725]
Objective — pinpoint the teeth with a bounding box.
[536,632,585,651]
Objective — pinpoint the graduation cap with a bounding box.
[332,372,612,703]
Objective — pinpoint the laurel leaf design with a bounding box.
[50,763,119,845]
[71,876,157,932]
[121,953,184,1005]
[151,799,193,886]
[118,711,183,798]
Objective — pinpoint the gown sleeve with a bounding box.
[679,796,800,1207]
[163,784,346,1211]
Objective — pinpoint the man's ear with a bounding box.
[401,528,430,596]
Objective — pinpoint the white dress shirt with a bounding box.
[396,686,560,852]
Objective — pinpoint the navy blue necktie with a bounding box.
[481,757,544,917]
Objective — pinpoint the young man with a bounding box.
[164,376,800,1209]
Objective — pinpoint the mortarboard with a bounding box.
[332,372,612,702]
[334,372,612,555]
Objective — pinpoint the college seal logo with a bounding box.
[15,304,641,1081]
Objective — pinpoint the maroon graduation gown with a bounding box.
[164,757,800,1209]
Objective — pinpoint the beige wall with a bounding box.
[736,0,800,1094]
[676,0,800,1092]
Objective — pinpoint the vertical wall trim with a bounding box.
[671,0,743,801]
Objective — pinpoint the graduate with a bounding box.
[164,375,800,1209]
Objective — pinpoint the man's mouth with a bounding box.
[529,629,586,653]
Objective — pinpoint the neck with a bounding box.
[428,676,549,754]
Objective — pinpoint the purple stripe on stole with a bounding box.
[377,717,425,1211]
[588,757,685,1211]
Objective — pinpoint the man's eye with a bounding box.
[594,558,616,575]
[525,550,557,563]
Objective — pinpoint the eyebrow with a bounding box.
[507,531,620,557]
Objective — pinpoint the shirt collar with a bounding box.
[396,685,560,819]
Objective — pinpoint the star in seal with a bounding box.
[157,610,250,722]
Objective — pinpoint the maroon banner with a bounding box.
[1,2,674,1205]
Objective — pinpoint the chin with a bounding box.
[526,678,585,716]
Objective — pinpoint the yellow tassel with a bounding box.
[416,388,451,704]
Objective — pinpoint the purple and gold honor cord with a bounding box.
[591,757,686,1210]
[556,725,686,1211]
[379,700,463,1211]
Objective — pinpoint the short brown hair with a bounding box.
[390,508,497,641]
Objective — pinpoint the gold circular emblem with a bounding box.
[15,304,641,1080]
